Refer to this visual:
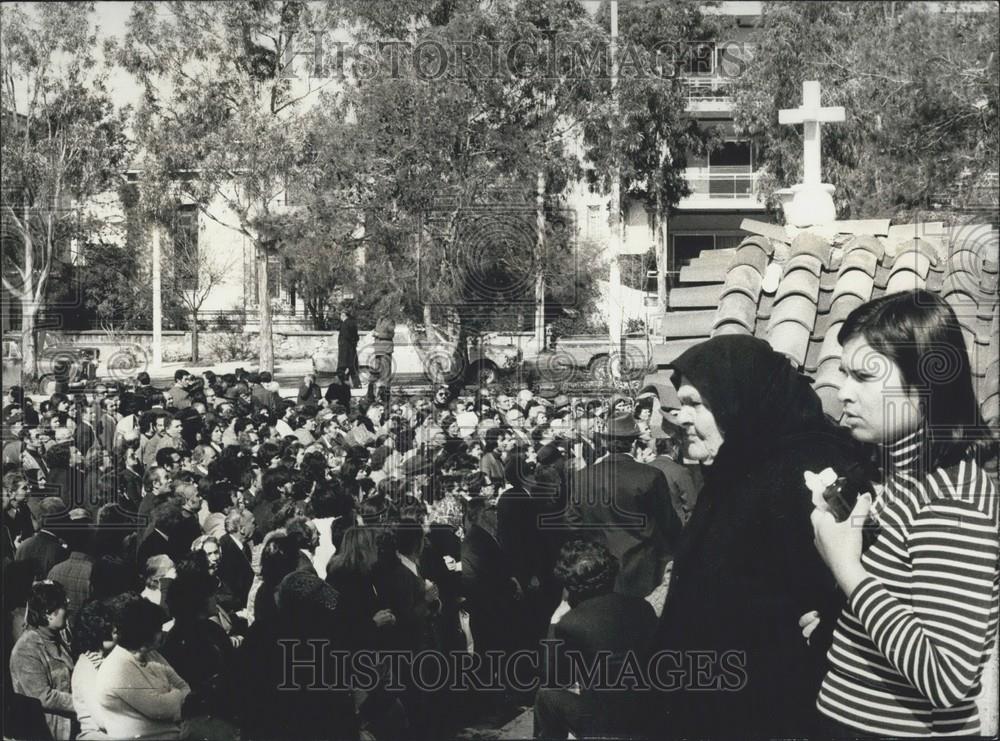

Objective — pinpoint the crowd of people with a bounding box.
[1,289,997,740]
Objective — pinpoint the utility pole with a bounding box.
[151,225,162,370]
[535,170,546,351]
[608,0,623,380]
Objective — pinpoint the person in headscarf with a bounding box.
[654,335,868,738]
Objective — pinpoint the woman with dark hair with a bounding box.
[252,531,299,628]
[71,597,126,740]
[811,290,998,737]
[655,334,867,738]
[9,581,75,739]
[326,526,396,650]
[93,597,191,740]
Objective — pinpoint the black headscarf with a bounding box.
[671,335,831,474]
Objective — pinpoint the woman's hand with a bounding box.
[811,493,872,595]
[798,610,820,645]
[372,609,396,628]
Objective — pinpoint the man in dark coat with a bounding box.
[564,414,682,599]
[337,308,361,389]
[250,371,281,413]
[534,540,658,739]
[218,509,255,611]
[461,500,525,695]
[655,335,869,738]
[14,497,70,579]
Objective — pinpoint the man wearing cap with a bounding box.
[15,497,70,579]
[563,413,682,600]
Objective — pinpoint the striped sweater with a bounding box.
[817,429,1000,736]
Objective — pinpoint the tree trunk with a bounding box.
[20,297,38,383]
[190,311,200,364]
[258,245,275,372]
[423,304,432,326]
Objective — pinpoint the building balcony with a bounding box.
[683,77,734,115]
[676,170,765,210]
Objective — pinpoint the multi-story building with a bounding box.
[568,1,766,325]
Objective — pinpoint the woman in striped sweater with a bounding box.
[811,290,999,736]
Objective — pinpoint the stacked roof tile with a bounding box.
[696,219,1000,439]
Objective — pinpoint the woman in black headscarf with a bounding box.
[654,335,870,738]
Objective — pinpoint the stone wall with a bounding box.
[3,329,335,376]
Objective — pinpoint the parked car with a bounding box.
[312,324,522,386]
[531,333,652,385]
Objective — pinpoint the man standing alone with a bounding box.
[337,306,361,389]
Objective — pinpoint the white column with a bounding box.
[151,225,162,369]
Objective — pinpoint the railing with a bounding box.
[684,171,758,199]
[682,77,733,105]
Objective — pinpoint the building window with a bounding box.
[173,206,199,290]
[253,243,283,303]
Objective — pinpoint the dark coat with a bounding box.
[461,522,524,656]
[542,592,658,736]
[648,456,703,526]
[655,335,868,738]
[372,558,433,652]
[297,382,322,404]
[15,530,69,580]
[565,453,682,599]
[135,528,170,567]
[219,533,254,610]
[325,568,380,652]
[337,318,359,369]
[250,383,280,414]
[74,421,99,456]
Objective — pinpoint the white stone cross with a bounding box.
[778,81,845,185]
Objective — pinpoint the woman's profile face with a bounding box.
[838,336,923,444]
[675,377,724,465]
[47,605,68,631]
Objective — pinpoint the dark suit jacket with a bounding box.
[15,530,69,580]
[461,523,524,654]
[136,528,170,567]
[648,456,704,526]
[565,453,682,598]
[219,533,254,610]
[250,384,280,414]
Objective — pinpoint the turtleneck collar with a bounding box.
[36,625,63,642]
[882,425,925,475]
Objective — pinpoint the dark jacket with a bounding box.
[461,520,524,656]
[655,335,867,738]
[250,383,280,414]
[219,533,254,611]
[337,318,359,369]
[565,453,682,599]
[543,592,658,736]
[15,530,69,580]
